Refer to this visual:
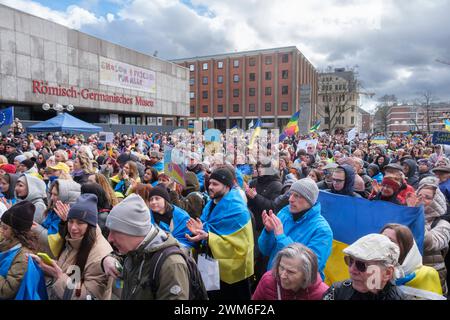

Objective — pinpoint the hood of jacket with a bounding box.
[182,171,200,196]
[16,174,46,203]
[375,155,390,169]
[402,159,418,179]
[257,173,281,185]
[367,164,380,177]
[333,164,355,195]
[397,240,422,278]
[54,179,81,204]
[4,173,19,199]
[134,226,179,255]
[420,185,447,221]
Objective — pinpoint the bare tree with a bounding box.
[417,90,438,134]
[374,94,397,134]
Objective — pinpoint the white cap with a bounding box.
[343,234,400,265]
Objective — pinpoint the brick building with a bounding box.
[357,107,372,133]
[172,46,318,131]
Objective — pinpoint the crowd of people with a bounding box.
[0,122,449,301]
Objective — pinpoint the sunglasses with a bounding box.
[344,256,368,273]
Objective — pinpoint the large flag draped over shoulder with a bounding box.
[201,188,254,284]
[318,191,425,285]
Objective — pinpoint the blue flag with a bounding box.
[0,107,13,127]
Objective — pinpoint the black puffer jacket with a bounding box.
[248,174,282,231]
[323,280,405,300]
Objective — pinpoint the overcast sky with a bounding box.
[2,0,450,112]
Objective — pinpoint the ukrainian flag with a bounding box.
[249,119,262,149]
[201,188,254,284]
[318,191,425,285]
[444,119,450,132]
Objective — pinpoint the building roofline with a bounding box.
[170,46,316,68]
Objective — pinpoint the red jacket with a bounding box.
[252,271,329,300]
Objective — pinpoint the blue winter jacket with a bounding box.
[439,179,450,203]
[258,202,333,280]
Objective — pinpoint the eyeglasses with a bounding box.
[332,178,345,184]
[344,256,368,273]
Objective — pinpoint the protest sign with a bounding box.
[164,147,186,187]
[98,132,114,143]
[432,131,450,145]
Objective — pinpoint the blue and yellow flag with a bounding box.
[201,188,254,284]
[318,191,425,285]
[249,119,262,149]
[444,119,450,132]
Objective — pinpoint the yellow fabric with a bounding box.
[208,222,254,284]
[324,240,350,286]
[48,232,64,258]
[406,265,443,295]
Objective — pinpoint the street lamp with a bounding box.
[42,103,74,114]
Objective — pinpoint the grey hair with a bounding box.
[54,150,68,162]
[271,243,318,289]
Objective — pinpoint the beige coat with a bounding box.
[48,227,113,300]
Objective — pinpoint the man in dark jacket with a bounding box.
[5,143,20,164]
[326,164,361,197]
[417,159,434,182]
[401,159,419,189]
[323,234,405,300]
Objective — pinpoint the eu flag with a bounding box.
[0,107,13,127]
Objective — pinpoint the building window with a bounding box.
[202,76,208,85]
[325,117,330,124]
[202,63,208,70]
[282,54,289,63]
[189,64,195,71]
[249,88,256,96]
[351,106,355,112]
[202,91,208,99]
[218,75,223,84]
[249,73,256,81]
[217,89,223,98]
[335,84,338,90]
[202,105,208,113]
[233,74,240,83]
[217,61,223,69]
[189,78,195,86]
[217,104,223,113]
[351,116,355,124]
[265,102,271,112]
[342,117,345,125]
[190,105,195,113]
[265,71,272,80]
[233,104,239,112]
[249,58,256,66]
[282,86,288,95]
[265,87,272,96]
[265,56,272,65]
[233,89,239,97]
[249,103,256,112]
[233,59,239,68]
[281,102,288,111]
[190,92,195,99]
[282,70,288,79]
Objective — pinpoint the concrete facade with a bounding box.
[0,4,189,125]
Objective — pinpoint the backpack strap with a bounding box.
[148,246,183,297]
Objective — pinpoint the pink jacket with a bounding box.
[252,271,329,300]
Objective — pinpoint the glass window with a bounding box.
[217,89,223,98]
[282,54,289,63]
[202,91,208,99]
[249,103,255,112]
[249,73,255,81]
[281,102,288,111]
[217,61,223,69]
[265,56,272,65]
[265,87,272,96]
[233,74,239,82]
[249,88,256,96]
[265,102,271,112]
[218,75,223,84]
[202,63,208,70]
[351,116,355,124]
[249,58,256,66]
[217,105,223,113]
[233,60,239,68]
[202,76,208,85]
[233,89,239,97]
[189,64,195,71]
[233,104,239,112]
[265,71,272,80]
[282,86,288,95]
[189,78,195,86]
[202,105,208,113]
[282,70,288,79]
[190,92,195,99]
[190,105,194,113]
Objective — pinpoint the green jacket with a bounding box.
[120,227,190,300]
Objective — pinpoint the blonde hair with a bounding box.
[54,150,68,162]
[120,161,139,180]
[92,173,118,206]
[0,155,8,165]
[77,152,94,174]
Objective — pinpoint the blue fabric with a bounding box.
[201,188,251,236]
[0,246,20,277]
[196,171,205,192]
[373,172,384,184]
[27,112,101,133]
[41,210,61,235]
[114,179,127,194]
[0,107,14,127]
[151,181,158,187]
[395,272,416,286]
[235,168,244,189]
[258,202,333,280]
[150,206,193,249]
[152,161,164,173]
[15,259,48,300]
[439,179,450,203]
